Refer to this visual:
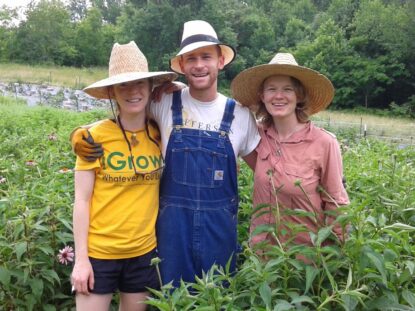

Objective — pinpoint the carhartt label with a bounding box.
[214,170,224,180]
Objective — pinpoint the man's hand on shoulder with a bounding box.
[70,127,103,162]
[152,81,187,102]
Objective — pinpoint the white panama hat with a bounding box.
[84,41,177,99]
[170,20,236,75]
[231,53,334,115]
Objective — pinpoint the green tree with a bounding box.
[351,0,407,57]
[91,0,123,24]
[11,0,76,65]
[263,0,317,49]
[234,11,275,68]
[68,0,88,21]
[295,19,357,108]
[284,17,311,48]
[75,8,114,66]
[350,0,414,107]
[324,0,359,30]
[117,1,183,71]
[0,6,18,61]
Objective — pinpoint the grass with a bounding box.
[0,62,107,89]
[313,110,415,141]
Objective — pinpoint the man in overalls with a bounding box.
[151,20,259,286]
[70,20,260,287]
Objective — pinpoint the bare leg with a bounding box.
[119,291,149,311]
[76,293,112,311]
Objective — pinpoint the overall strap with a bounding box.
[171,90,183,127]
[218,98,236,134]
[171,90,183,142]
[217,98,236,148]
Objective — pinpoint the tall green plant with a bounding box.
[0,99,414,309]
[147,136,415,310]
[0,99,107,310]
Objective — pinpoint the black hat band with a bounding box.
[180,34,220,49]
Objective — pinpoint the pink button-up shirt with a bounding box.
[251,122,349,247]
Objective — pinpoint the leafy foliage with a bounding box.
[0,99,107,310]
[0,99,414,309]
[147,133,415,310]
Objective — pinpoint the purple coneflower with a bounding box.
[57,246,74,265]
[58,168,73,174]
[25,160,38,166]
[48,133,58,141]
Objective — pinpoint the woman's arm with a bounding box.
[320,138,349,240]
[71,170,95,295]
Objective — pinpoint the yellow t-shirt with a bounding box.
[75,119,163,259]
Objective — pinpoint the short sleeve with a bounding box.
[239,109,260,157]
[75,156,100,171]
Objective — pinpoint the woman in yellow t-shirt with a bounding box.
[70,41,176,311]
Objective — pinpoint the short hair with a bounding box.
[256,76,309,127]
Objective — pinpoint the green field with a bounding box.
[313,110,415,141]
[0,63,107,89]
[0,95,414,310]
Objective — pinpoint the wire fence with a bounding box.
[313,117,415,147]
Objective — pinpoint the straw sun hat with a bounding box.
[230,53,334,115]
[84,41,177,99]
[170,20,236,75]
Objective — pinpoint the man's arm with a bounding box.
[242,150,257,171]
[152,81,187,102]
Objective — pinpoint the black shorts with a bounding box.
[89,248,159,294]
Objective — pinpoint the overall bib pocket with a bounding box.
[171,147,228,188]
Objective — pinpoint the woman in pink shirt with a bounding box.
[231,53,349,250]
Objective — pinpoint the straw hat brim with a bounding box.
[230,64,334,115]
[84,71,178,99]
[170,43,235,74]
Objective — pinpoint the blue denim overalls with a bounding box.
[156,90,239,286]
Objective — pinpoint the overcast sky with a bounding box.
[0,0,36,8]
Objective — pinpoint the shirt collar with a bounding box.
[264,121,316,143]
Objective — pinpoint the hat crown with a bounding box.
[181,20,218,42]
[269,53,299,66]
[108,41,149,77]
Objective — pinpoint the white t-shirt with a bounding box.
[150,87,260,160]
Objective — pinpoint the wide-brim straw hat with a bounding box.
[84,41,178,99]
[170,20,235,75]
[230,53,334,115]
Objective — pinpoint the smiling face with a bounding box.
[111,79,151,117]
[179,45,224,101]
[260,75,303,122]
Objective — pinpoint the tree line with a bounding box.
[0,0,414,115]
